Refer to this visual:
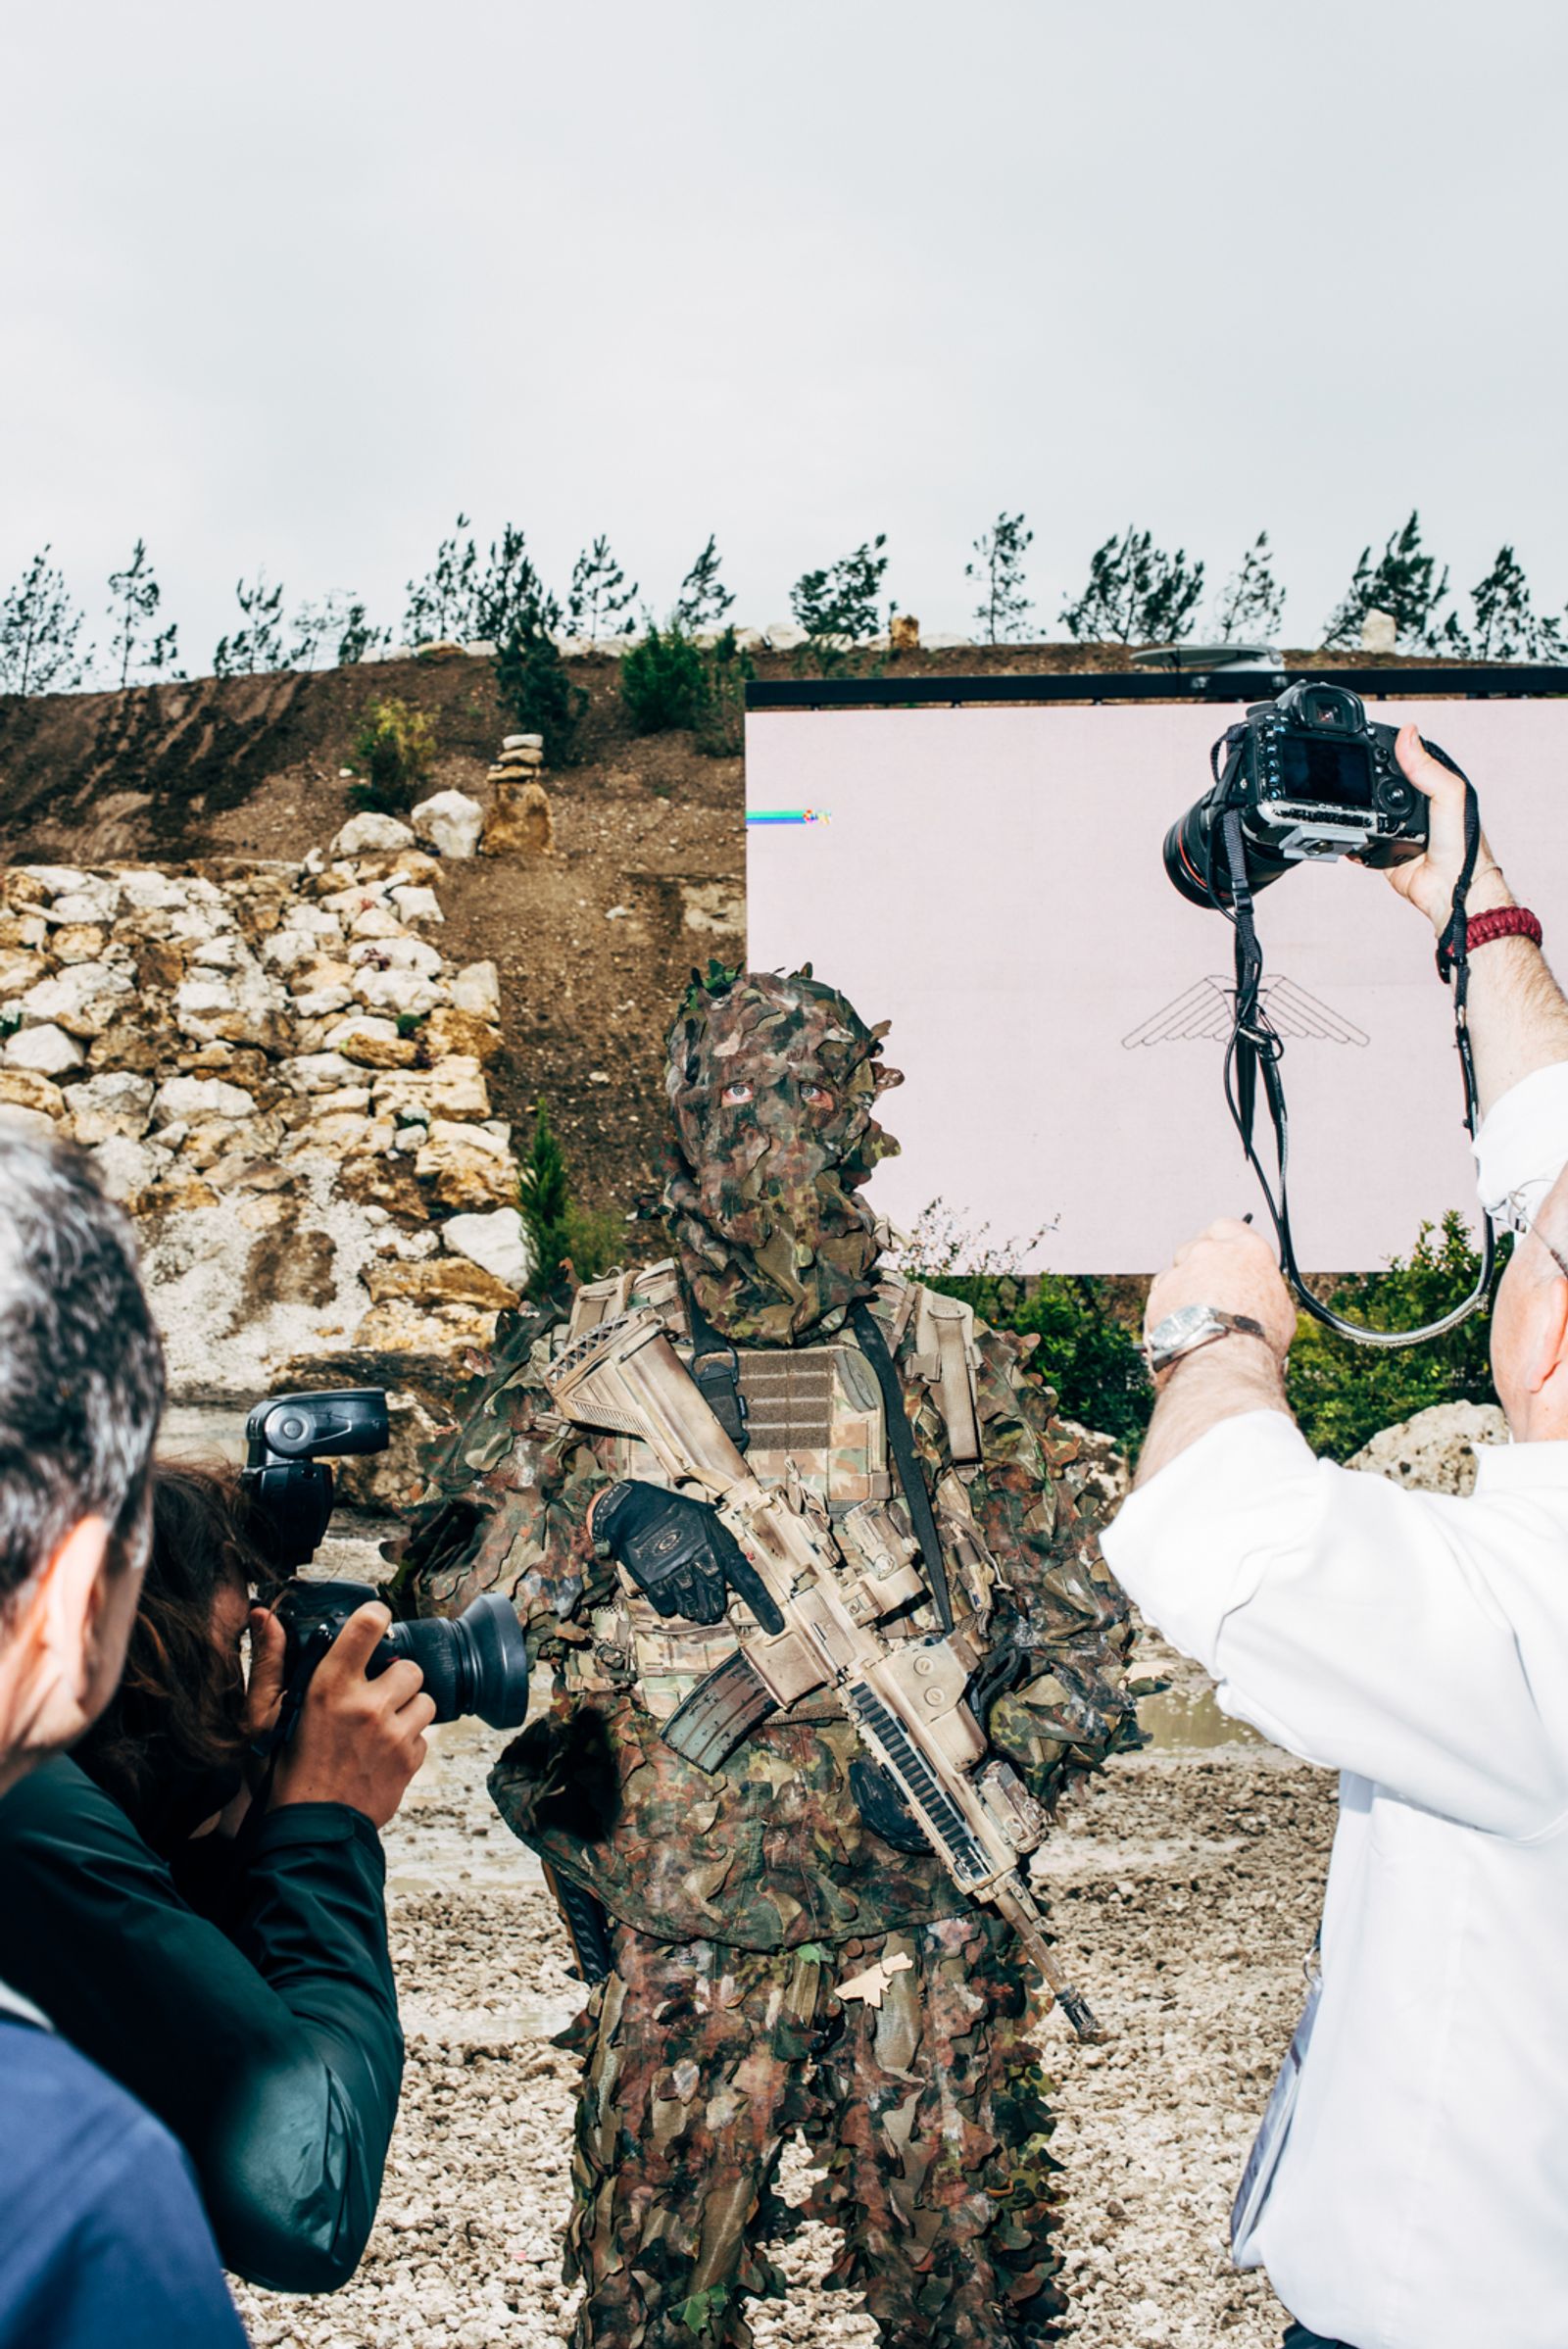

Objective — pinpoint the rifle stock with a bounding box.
[545,1306,1102,2041]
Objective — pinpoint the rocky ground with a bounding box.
[233,1635,1336,2349]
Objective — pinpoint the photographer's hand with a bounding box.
[1385,723,1568,1117]
[270,1601,435,1831]
[1136,1220,1294,1489]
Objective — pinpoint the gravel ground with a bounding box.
[232,1629,1336,2349]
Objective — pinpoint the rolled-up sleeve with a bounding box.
[1103,1412,1568,1838]
[1473,1059,1568,1227]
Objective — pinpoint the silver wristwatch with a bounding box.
[1144,1303,1268,1376]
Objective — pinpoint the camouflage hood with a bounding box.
[661,965,904,1346]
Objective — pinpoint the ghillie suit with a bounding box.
[399,968,1140,2349]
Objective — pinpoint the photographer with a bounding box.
[1105,728,1568,2349]
[0,1126,246,2349]
[0,1456,432,2295]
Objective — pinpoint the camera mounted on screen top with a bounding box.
[1161,680,1495,1349]
[241,1389,529,1743]
[1164,681,1429,907]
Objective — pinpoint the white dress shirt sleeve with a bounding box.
[1103,1414,1568,1837]
[1473,1058,1568,1228]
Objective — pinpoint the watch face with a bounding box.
[1152,1304,1212,1349]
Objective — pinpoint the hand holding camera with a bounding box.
[250,1598,435,1832]
[1380,723,1511,934]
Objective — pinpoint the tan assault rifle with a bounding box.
[545,1305,1102,2042]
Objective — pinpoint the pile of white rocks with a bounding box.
[0,824,532,1423]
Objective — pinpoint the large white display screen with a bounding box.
[746,696,1568,1272]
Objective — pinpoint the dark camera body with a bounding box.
[273,1579,530,1731]
[1165,681,1433,908]
[242,1388,530,1736]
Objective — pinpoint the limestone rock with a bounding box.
[482,779,553,856]
[419,1004,500,1065]
[390,886,444,924]
[117,870,189,913]
[67,1072,155,1144]
[502,733,544,752]
[0,914,48,952]
[373,1057,490,1122]
[0,1103,57,1140]
[324,1015,418,1069]
[351,965,442,1019]
[283,1111,396,1160]
[333,1154,429,1220]
[153,1074,257,1125]
[351,934,442,978]
[442,1206,532,1292]
[45,882,121,928]
[352,1297,502,1354]
[332,812,416,857]
[0,949,39,997]
[285,1052,369,1096]
[89,1134,168,1207]
[52,923,109,963]
[1347,1399,1509,1496]
[5,1023,84,1076]
[0,1069,67,1120]
[411,789,485,860]
[451,961,501,1021]
[416,1121,517,1209]
[350,905,408,941]
[22,962,134,1038]
[13,865,88,900]
[364,1256,518,1309]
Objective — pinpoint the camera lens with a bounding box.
[381,1594,530,1729]
[1163,807,1216,906]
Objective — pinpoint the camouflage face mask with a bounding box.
[662,966,904,1345]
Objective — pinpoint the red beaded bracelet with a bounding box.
[1464,906,1543,951]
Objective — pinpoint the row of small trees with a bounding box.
[4,509,1566,700]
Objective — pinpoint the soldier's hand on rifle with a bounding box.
[592,1482,783,1633]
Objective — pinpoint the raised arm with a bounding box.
[1385,722,1568,1115]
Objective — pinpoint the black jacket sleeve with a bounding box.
[0,1758,404,2294]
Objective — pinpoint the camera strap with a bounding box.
[1218,761,1496,1350]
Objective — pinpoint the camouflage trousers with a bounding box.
[561,1909,1065,2349]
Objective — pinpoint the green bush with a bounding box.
[518,1101,634,1297]
[494,618,586,766]
[351,696,436,811]
[620,621,708,733]
[901,1204,1148,1442]
[1286,1210,1505,1458]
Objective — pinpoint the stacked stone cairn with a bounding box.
[482,733,554,856]
[0,818,531,1502]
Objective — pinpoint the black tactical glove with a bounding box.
[594,1482,784,1633]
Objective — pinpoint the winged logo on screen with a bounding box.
[1121,974,1369,1051]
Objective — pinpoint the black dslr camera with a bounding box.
[1164,680,1434,908]
[241,1389,528,1734]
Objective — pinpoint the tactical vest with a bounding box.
[557,1259,996,1722]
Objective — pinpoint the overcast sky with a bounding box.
[5,0,1566,676]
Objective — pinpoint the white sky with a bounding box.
[5,0,1566,676]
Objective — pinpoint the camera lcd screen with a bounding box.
[1277,731,1376,807]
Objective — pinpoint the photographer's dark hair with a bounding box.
[0,1125,165,1607]
[74,1462,274,1850]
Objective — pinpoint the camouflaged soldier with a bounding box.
[400,967,1139,2349]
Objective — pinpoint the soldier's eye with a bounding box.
[721,1082,754,1105]
[802,1084,833,1108]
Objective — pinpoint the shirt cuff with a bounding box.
[1102,1411,1318,1670]
[1473,1061,1568,1229]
